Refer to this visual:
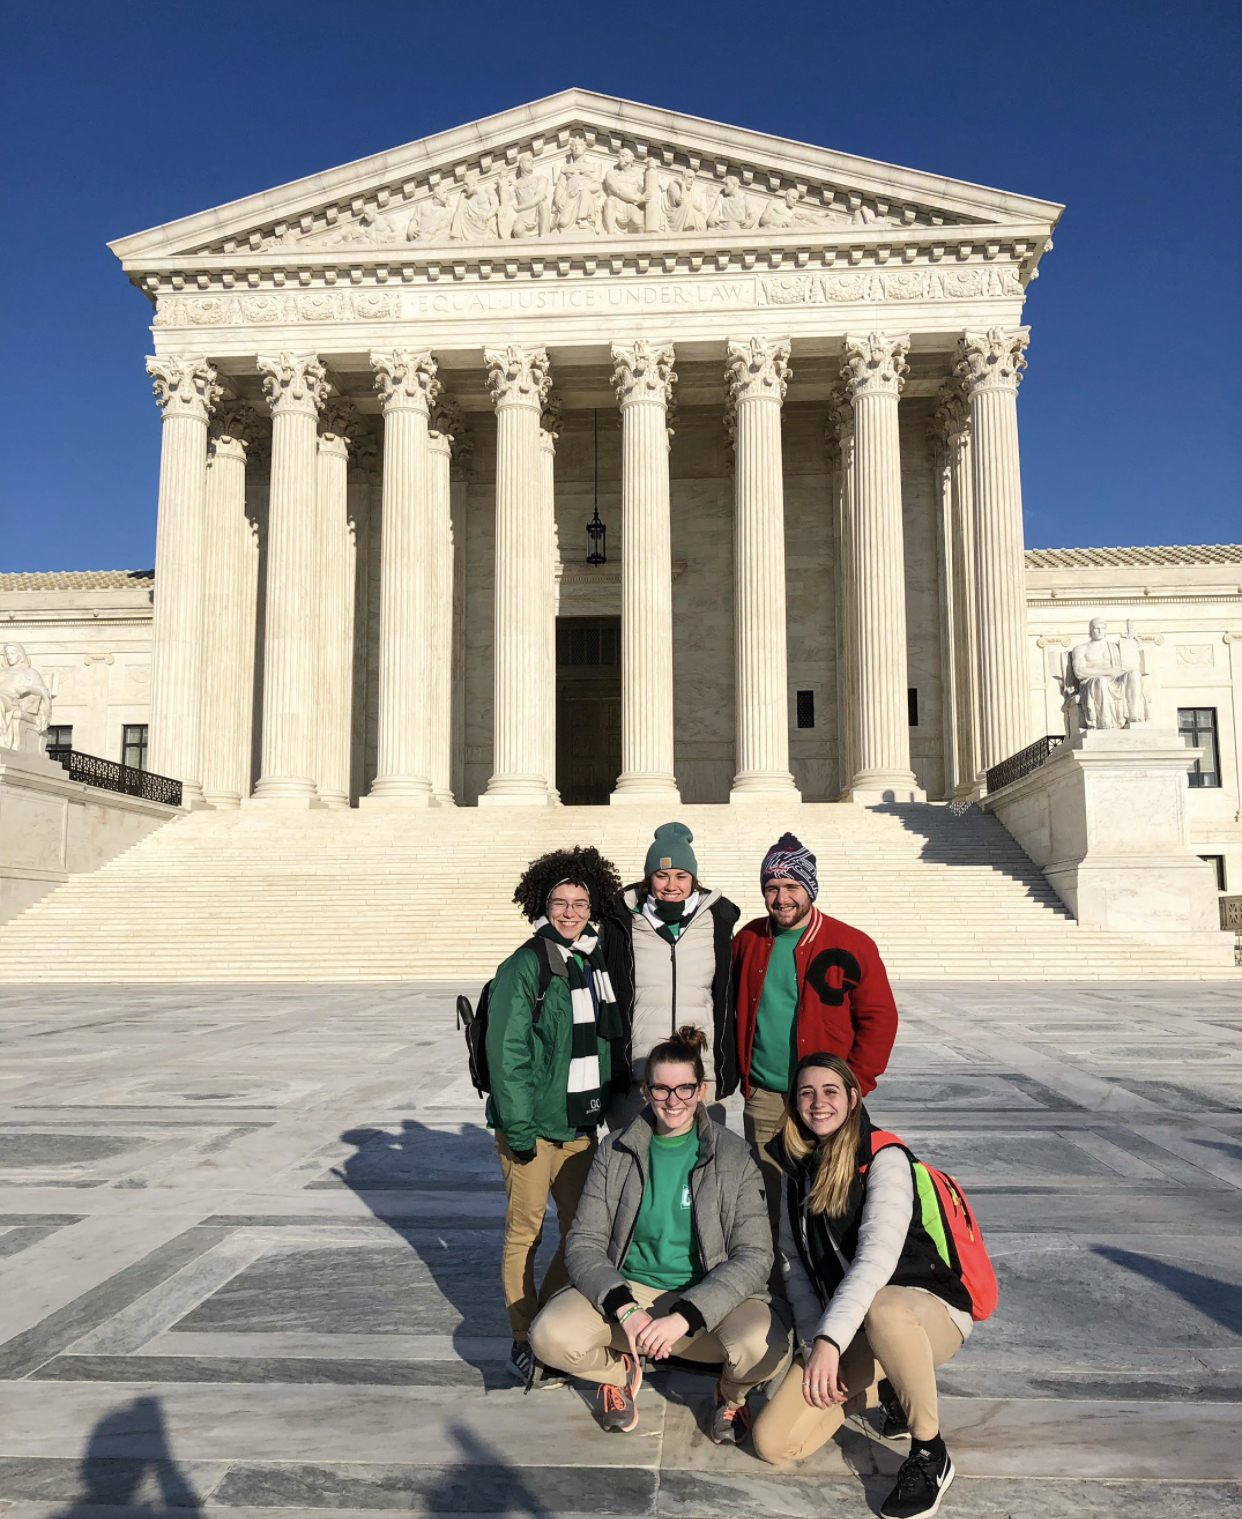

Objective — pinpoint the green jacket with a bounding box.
[484,941,615,1153]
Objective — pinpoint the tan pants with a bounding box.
[530,1278,790,1404]
[743,1085,789,1244]
[495,1131,595,1340]
[752,1286,964,1463]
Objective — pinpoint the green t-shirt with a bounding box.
[622,1127,703,1292]
[749,922,807,1092]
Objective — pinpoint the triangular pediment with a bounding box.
[110,89,1061,270]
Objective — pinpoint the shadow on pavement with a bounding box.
[1092,1245,1242,1335]
[333,1115,515,1386]
[51,1395,201,1513]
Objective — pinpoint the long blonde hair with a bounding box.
[779,1053,864,1218]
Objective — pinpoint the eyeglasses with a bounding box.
[647,1082,700,1103]
[548,900,590,915]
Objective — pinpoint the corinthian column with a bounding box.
[480,345,552,806]
[840,332,923,803]
[935,382,982,798]
[365,350,439,805]
[252,352,330,805]
[827,387,858,799]
[145,356,219,804]
[957,327,1033,772]
[314,397,359,809]
[726,337,799,803]
[428,393,460,806]
[611,341,680,803]
[539,393,562,803]
[201,400,263,807]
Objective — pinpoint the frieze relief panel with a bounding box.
[191,126,984,259]
[154,263,1027,328]
[154,290,402,328]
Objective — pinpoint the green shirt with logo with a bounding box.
[749,922,807,1092]
[622,1126,703,1292]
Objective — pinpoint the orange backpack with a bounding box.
[869,1128,999,1322]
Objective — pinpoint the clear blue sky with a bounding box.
[1,0,1237,570]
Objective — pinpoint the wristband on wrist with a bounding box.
[616,1304,641,1326]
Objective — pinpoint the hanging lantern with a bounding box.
[585,406,607,565]
[585,503,607,565]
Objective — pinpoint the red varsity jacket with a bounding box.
[732,906,898,1096]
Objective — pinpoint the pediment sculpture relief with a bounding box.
[294,135,912,251]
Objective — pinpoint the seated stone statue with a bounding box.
[1062,617,1148,730]
[0,642,52,753]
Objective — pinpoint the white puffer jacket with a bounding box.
[627,885,722,1086]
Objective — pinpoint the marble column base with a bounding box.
[360,780,436,809]
[729,772,801,805]
[610,775,681,805]
[478,778,555,807]
[202,790,243,810]
[244,789,324,814]
[316,789,351,810]
[841,769,926,804]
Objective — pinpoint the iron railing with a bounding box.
[985,734,1065,795]
[50,748,182,807]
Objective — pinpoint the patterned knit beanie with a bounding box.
[760,832,818,901]
[644,821,698,878]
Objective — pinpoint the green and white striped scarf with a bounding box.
[534,918,621,1128]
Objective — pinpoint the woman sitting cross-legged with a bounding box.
[530,1026,788,1440]
[751,1053,971,1519]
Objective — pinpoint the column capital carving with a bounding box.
[320,396,363,447]
[841,332,910,400]
[725,336,791,407]
[823,383,854,465]
[147,354,221,422]
[209,398,265,453]
[317,432,350,461]
[430,392,463,442]
[611,341,676,409]
[540,389,564,441]
[258,352,331,417]
[932,379,970,438]
[484,345,551,410]
[956,327,1030,396]
[370,349,439,415]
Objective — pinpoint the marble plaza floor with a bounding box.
[0,983,1240,1519]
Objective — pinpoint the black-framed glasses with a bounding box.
[647,1082,700,1103]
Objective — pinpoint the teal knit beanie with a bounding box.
[644,822,698,879]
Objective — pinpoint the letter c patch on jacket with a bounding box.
[806,948,862,1007]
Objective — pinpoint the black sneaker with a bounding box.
[880,1444,955,1519]
[506,1339,534,1384]
[878,1377,910,1439]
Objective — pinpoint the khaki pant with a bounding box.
[743,1085,789,1244]
[495,1131,596,1340]
[751,1286,964,1463]
[531,1278,789,1404]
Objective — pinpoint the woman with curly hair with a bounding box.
[486,846,625,1384]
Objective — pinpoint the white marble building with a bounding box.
[4,92,1239,892]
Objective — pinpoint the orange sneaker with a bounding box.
[708,1382,753,1445]
[597,1352,642,1433]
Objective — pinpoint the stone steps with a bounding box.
[1,800,1234,981]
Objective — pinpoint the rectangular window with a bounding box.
[46,725,73,750]
[796,690,815,729]
[556,620,620,667]
[122,724,149,771]
[1178,708,1220,788]
[1198,855,1227,891]
[908,688,919,728]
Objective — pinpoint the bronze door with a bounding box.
[556,617,621,805]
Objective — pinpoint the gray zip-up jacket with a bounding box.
[564,1106,773,1332]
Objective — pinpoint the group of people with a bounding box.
[479,822,971,1519]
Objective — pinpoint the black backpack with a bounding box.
[457,936,559,1097]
